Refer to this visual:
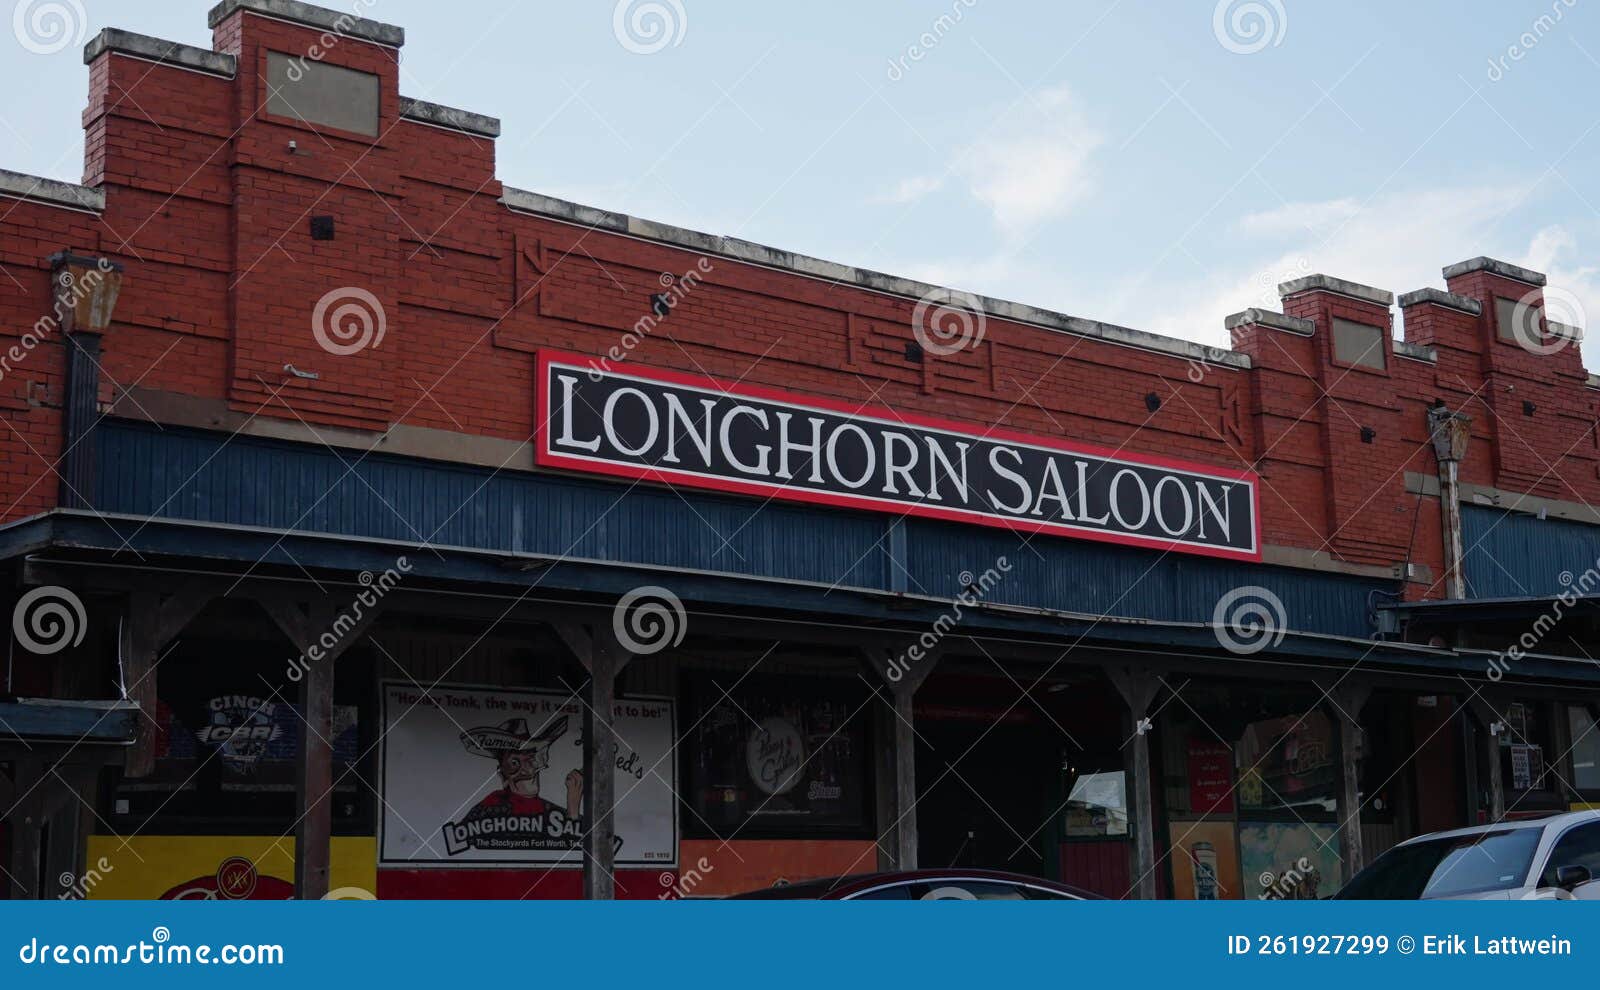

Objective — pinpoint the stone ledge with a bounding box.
[501,186,1254,370]
[1224,308,1314,336]
[1442,256,1546,287]
[0,168,104,212]
[1394,340,1438,364]
[83,28,237,76]
[207,0,405,47]
[1548,321,1583,342]
[1278,274,1395,307]
[1397,287,1482,316]
[399,97,500,138]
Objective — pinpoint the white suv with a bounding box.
[1335,811,1600,899]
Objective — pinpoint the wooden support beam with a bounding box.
[859,643,943,872]
[262,598,382,900]
[1464,696,1508,823]
[119,584,214,778]
[552,621,634,901]
[6,758,44,899]
[1320,683,1372,885]
[1105,667,1161,901]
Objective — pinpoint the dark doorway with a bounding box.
[913,711,1059,876]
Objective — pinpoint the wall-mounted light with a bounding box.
[1360,426,1377,444]
[310,216,335,241]
[651,293,672,319]
[1522,400,1536,417]
[1144,392,1162,413]
[904,340,924,363]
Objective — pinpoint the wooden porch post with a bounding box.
[1106,667,1161,900]
[118,585,215,777]
[5,757,45,899]
[1465,696,1508,823]
[262,599,381,900]
[553,622,633,900]
[1323,683,1372,885]
[859,645,941,872]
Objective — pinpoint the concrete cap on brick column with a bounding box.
[1278,274,1395,307]
[1441,256,1546,286]
[1548,321,1583,343]
[398,97,500,138]
[207,0,405,48]
[1397,287,1483,316]
[1224,308,1315,336]
[83,28,238,77]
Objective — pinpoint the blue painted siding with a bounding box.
[94,421,1391,637]
[1463,505,1600,599]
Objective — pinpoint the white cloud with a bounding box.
[871,174,944,205]
[1135,183,1544,350]
[1236,197,1363,239]
[952,85,1103,238]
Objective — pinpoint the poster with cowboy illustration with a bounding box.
[379,683,677,868]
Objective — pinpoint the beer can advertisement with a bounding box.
[379,683,677,868]
[1169,821,1242,900]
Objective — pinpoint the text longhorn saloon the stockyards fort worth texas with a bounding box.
[1,0,1598,903]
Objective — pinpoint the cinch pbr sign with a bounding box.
[536,352,1260,561]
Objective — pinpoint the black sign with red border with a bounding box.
[535,351,1260,561]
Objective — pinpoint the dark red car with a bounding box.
[728,869,1103,900]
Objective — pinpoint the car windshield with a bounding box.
[1335,828,1542,899]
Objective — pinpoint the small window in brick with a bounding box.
[1494,296,1543,350]
[266,52,380,138]
[1332,318,1386,370]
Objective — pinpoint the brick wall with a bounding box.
[2,3,1596,602]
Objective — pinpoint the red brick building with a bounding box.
[2,0,1597,901]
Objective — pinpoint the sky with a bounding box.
[3,0,1599,365]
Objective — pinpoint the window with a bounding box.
[1063,769,1128,838]
[1499,701,1551,793]
[1235,712,1337,817]
[1540,823,1600,889]
[1494,296,1543,350]
[1332,319,1386,370]
[1335,829,1541,899]
[1570,707,1600,791]
[681,673,871,837]
[266,52,380,137]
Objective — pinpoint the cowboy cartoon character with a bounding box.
[461,716,583,820]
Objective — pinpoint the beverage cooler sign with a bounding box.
[537,352,1260,560]
[379,683,677,868]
